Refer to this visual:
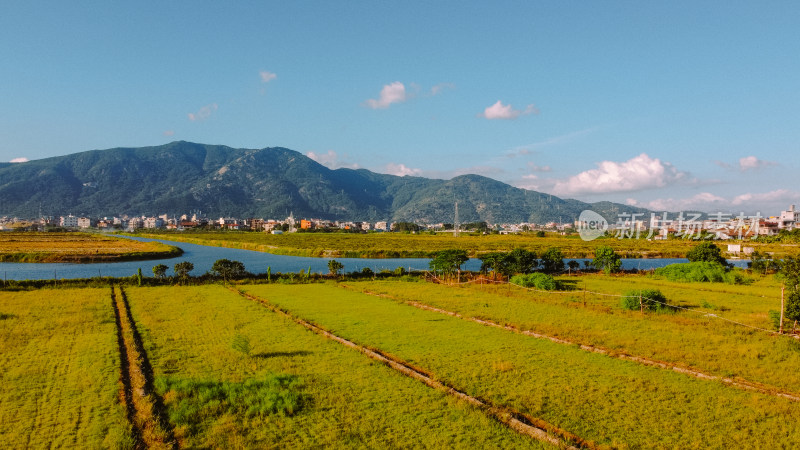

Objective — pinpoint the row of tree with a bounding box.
[427,245,625,277]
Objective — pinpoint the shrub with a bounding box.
[686,241,727,266]
[231,334,252,356]
[655,262,751,284]
[621,289,674,312]
[511,272,559,291]
[769,310,785,332]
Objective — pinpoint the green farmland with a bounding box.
[2,276,800,448]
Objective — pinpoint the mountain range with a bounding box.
[0,141,649,224]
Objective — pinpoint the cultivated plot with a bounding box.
[124,285,541,448]
[0,288,131,447]
[242,282,800,448]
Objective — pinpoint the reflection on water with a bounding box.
[0,235,749,281]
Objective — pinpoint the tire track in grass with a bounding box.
[111,286,142,445]
[348,287,800,403]
[112,285,176,449]
[231,286,590,450]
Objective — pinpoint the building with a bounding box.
[127,217,143,230]
[59,215,79,228]
[779,205,799,230]
[143,217,164,229]
[77,217,94,228]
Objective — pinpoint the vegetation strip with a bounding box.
[352,286,800,403]
[111,285,176,449]
[231,287,587,449]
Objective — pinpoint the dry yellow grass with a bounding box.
[0,232,182,262]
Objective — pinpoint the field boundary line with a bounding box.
[230,286,591,449]
[350,287,800,403]
[112,285,177,449]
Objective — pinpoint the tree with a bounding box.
[748,251,778,274]
[686,242,727,266]
[429,249,469,275]
[211,259,246,282]
[539,247,565,274]
[392,222,420,232]
[152,264,168,279]
[507,248,538,274]
[479,252,511,277]
[779,257,800,329]
[567,260,580,272]
[328,259,344,276]
[174,261,194,283]
[591,246,622,274]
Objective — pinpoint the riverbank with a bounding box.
[122,230,798,259]
[0,232,183,263]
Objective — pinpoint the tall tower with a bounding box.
[454,201,460,237]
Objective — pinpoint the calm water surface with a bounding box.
[0,236,749,280]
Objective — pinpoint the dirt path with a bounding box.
[111,285,176,449]
[349,286,800,403]
[231,286,592,449]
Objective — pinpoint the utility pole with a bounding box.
[780,284,785,334]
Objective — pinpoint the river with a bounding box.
[0,236,750,281]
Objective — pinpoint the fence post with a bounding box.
[583,282,587,307]
[639,293,643,313]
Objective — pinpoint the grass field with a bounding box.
[123,285,541,448]
[242,282,800,448]
[0,232,182,263]
[0,288,132,448]
[343,274,800,393]
[127,229,800,259]
[5,275,800,447]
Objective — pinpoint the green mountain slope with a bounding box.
[0,141,648,223]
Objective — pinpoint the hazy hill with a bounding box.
[0,141,649,223]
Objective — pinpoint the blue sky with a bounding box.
[2,1,799,215]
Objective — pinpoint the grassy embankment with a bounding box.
[124,285,540,448]
[0,288,132,447]
[242,282,800,448]
[125,229,799,259]
[0,232,182,263]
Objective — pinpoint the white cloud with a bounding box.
[738,155,777,171]
[259,71,277,83]
[365,82,407,109]
[642,192,727,212]
[551,153,686,196]
[10,157,29,163]
[526,162,551,173]
[624,190,800,214]
[714,156,777,171]
[731,189,798,206]
[430,83,455,96]
[385,163,423,177]
[481,100,538,120]
[188,103,218,121]
[509,126,601,155]
[306,150,360,170]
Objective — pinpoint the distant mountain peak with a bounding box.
[0,141,648,222]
